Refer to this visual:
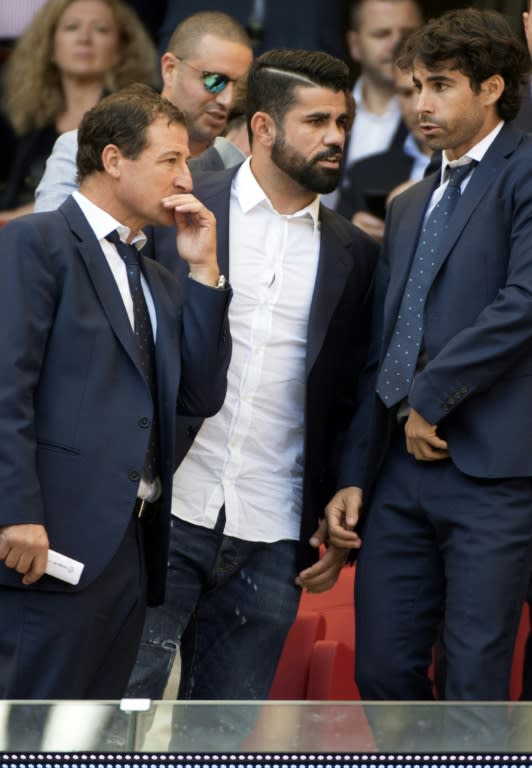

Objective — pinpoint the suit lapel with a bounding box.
[383,174,437,342]
[434,127,520,260]
[383,124,523,346]
[306,205,354,374]
[59,196,148,383]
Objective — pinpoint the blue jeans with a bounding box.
[126,512,301,701]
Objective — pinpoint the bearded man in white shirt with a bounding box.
[135,49,379,720]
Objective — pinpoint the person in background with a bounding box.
[0,0,159,222]
[0,83,231,699]
[190,78,251,172]
[34,10,253,211]
[337,48,432,240]
[320,0,422,210]
[327,8,532,745]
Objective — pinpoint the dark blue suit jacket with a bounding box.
[144,165,378,571]
[340,123,532,490]
[0,196,231,605]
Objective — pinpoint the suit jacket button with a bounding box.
[139,417,151,428]
[128,470,140,481]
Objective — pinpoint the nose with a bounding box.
[416,88,432,115]
[215,81,234,109]
[324,121,345,149]
[174,161,193,193]
[77,23,92,42]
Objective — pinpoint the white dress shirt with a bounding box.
[172,158,321,542]
[427,121,504,218]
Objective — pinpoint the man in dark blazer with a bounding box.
[132,49,378,716]
[327,8,532,717]
[0,84,231,699]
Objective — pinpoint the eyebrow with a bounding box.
[415,73,456,85]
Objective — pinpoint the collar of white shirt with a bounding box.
[233,157,321,234]
[440,120,504,183]
[73,190,147,250]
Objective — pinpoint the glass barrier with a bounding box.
[0,700,532,754]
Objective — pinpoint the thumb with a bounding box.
[309,518,328,548]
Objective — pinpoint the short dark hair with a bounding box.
[166,11,252,58]
[396,8,531,122]
[77,84,187,182]
[246,49,350,138]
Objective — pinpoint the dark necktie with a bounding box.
[376,161,477,407]
[106,230,159,483]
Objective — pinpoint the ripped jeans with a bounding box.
[125,512,301,701]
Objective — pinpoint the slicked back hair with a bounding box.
[396,8,531,122]
[246,49,350,141]
[77,84,187,182]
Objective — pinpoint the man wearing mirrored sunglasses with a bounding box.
[34,11,253,211]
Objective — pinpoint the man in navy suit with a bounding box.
[0,84,231,699]
[134,49,378,717]
[327,7,532,715]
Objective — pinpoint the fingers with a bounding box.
[296,546,348,593]
[308,518,328,549]
[324,487,363,549]
[161,194,215,223]
[0,524,49,584]
[405,434,450,461]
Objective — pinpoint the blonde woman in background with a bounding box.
[0,0,158,221]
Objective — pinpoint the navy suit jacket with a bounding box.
[0,196,231,605]
[144,165,378,571]
[340,123,532,489]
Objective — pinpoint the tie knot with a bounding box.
[445,161,477,188]
[105,229,139,266]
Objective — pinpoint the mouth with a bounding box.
[204,110,227,127]
[419,121,442,137]
[318,157,341,169]
[315,150,343,168]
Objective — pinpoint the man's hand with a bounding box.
[162,193,219,286]
[324,486,363,549]
[0,524,49,585]
[295,519,348,593]
[352,211,385,242]
[404,407,449,461]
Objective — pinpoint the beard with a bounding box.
[271,132,343,194]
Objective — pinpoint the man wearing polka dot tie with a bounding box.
[326,8,532,724]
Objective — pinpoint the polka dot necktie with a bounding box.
[376,161,477,407]
[106,230,159,482]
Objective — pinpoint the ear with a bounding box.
[161,52,178,87]
[346,30,361,62]
[101,144,122,178]
[480,74,505,107]
[250,111,277,149]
